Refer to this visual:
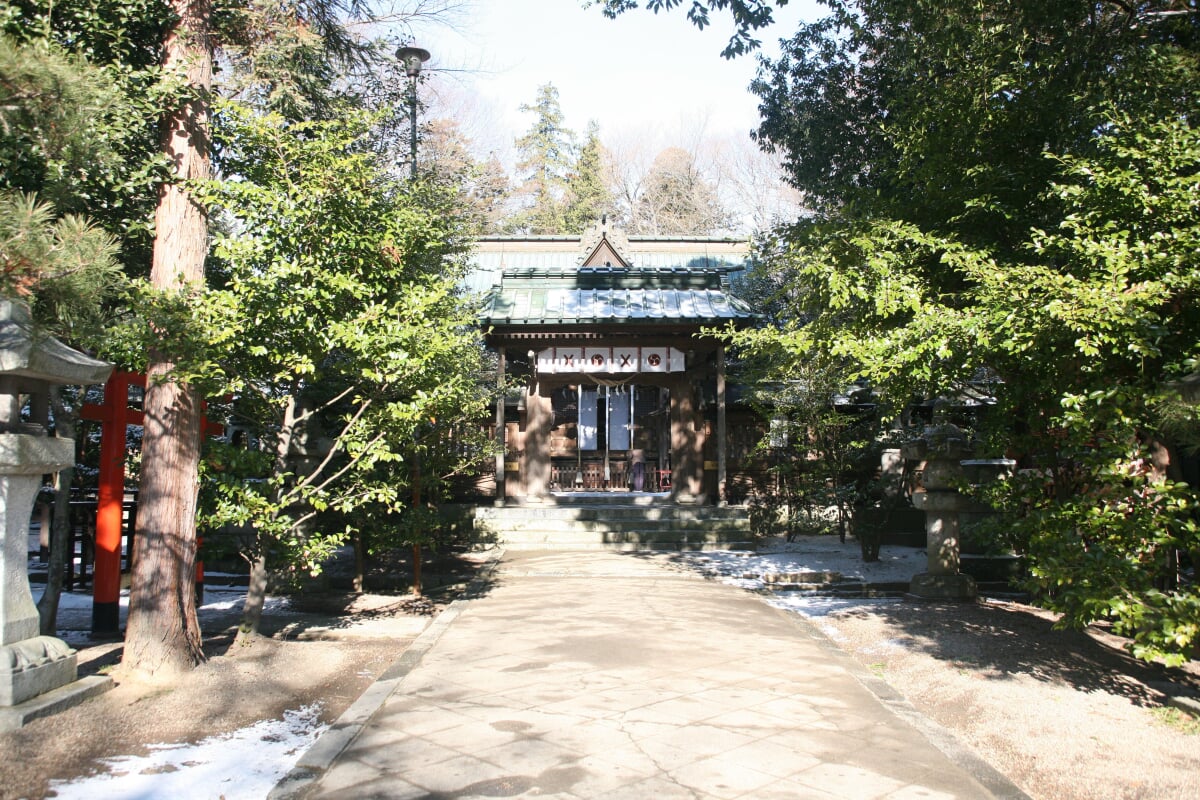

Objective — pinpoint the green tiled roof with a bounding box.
[474,233,758,328]
[465,236,753,293]
[481,268,756,327]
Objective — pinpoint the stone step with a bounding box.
[473,503,754,552]
[484,526,749,541]
[498,536,755,552]
[542,492,673,506]
[474,519,750,535]
[475,506,751,521]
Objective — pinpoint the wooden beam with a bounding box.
[495,347,506,506]
[717,344,727,506]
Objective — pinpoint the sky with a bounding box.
[417,0,823,154]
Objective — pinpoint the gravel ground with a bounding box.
[0,592,434,800]
[659,537,1200,800]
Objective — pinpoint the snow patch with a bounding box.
[46,705,325,800]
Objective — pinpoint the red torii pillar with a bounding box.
[81,371,142,636]
[81,372,223,637]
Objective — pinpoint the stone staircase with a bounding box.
[473,494,754,551]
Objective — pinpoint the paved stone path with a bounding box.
[272,550,1028,799]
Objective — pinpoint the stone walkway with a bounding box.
[272,551,1028,799]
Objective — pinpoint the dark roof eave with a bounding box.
[481,316,757,333]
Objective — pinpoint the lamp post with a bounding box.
[396,45,430,180]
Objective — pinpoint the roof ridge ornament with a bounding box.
[578,218,632,268]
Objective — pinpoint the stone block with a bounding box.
[908,572,977,600]
[0,675,112,732]
[0,635,78,706]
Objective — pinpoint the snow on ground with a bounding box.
[670,535,918,626]
[36,585,326,797]
[43,584,299,645]
[28,536,922,798]
[675,535,924,585]
[45,705,325,800]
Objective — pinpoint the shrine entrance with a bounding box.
[547,384,672,493]
[478,218,757,507]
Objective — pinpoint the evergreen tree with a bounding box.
[509,83,575,234]
[0,35,127,331]
[563,121,616,233]
[728,0,1200,664]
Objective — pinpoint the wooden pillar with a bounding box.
[717,344,727,506]
[668,375,705,503]
[522,382,553,501]
[81,374,219,628]
[494,347,506,506]
[93,371,130,635]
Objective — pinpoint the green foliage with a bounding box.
[0,33,132,338]
[563,121,615,233]
[735,0,1200,663]
[729,317,889,550]
[187,101,491,581]
[508,83,576,234]
[0,192,123,337]
[592,0,787,57]
[2,8,171,279]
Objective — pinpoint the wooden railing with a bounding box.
[549,460,671,492]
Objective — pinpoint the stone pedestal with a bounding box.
[0,299,114,728]
[0,434,79,705]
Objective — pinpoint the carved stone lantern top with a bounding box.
[0,299,112,389]
[900,422,974,464]
[0,299,113,438]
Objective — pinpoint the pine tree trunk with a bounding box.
[38,389,75,635]
[121,0,212,679]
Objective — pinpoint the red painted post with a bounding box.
[90,372,132,636]
[82,375,223,633]
[193,409,225,606]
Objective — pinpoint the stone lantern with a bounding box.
[0,299,113,728]
[901,414,979,600]
[902,404,1016,600]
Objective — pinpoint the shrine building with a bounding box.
[475,220,758,507]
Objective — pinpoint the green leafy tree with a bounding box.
[723,0,1200,664]
[191,102,488,639]
[591,0,787,57]
[508,83,575,234]
[0,13,167,280]
[5,0,464,673]
[0,35,128,329]
[0,33,131,636]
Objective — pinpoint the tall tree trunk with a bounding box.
[38,388,75,635]
[121,0,212,678]
[237,551,269,641]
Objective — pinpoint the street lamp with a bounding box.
[396,45,431,180]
